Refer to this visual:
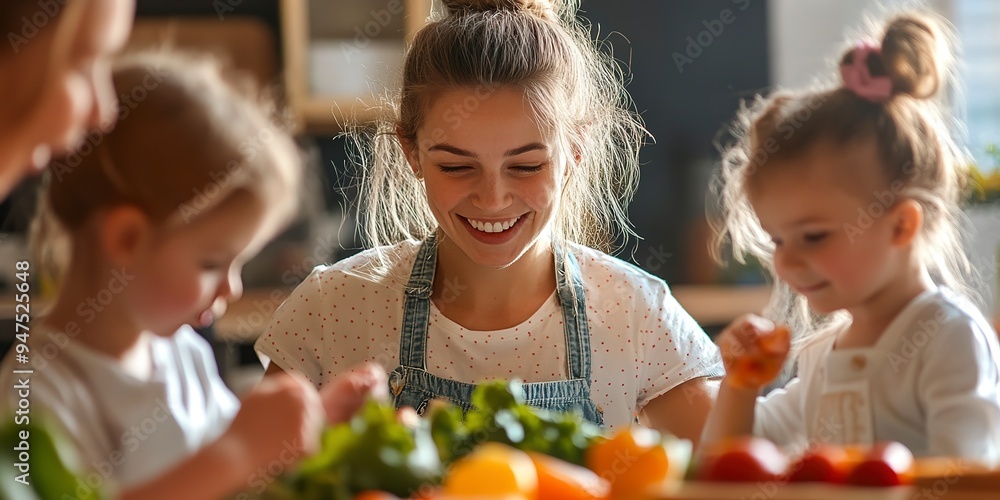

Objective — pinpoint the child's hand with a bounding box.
[717,314,791,390]
[320,362,389,423]
[224,372,324,472]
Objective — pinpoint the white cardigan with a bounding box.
[754,288,1000,464]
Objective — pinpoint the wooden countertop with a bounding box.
[652,484,995,500]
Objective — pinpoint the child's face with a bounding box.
[748,141,905,314]
[0,0,133,197]
[405,86,566,269]
[129,193,270,335]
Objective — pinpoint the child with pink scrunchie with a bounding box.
[702,11,1000,464]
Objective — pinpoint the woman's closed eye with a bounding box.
[200,257,237,272]
[511,164,544,174]
[436,164,545,174]
[803,231,829,244]
[200,262,225,272]
[437,165,472,173]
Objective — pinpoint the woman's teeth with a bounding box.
[467,216,521,233]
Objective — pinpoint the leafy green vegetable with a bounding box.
[0,419,100,500]
[251,379,606,499]
[258,401,442,500]
[428,380,603,467]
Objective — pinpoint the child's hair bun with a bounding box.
[442,0,557,21]
[880,13,949,100]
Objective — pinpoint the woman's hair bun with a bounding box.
[442,0,557,21]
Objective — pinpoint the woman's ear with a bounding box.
[396,127,422,179]
[890,199,923,247]
[99,205,152,268]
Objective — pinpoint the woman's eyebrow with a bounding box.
[427,143,477,158]
[425,142,547,158]
[504,142,547,157]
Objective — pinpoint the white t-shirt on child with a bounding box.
[0,325,239,489]
[255,240,724,429]
[754,287,1000,463]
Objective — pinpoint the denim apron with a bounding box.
[388,234,605,426]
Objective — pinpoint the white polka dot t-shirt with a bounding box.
[255,240,723,428]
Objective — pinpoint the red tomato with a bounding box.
[786,445,852,483]
[844,442,914,487]
[696,437,788,483]
[353,491,402,500]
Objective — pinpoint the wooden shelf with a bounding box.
[280,0,433,133]
[671,284,771,328]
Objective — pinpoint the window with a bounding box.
[955,0,1000,169]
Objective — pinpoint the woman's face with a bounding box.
[0,0,133,198]
[405,86,567,270]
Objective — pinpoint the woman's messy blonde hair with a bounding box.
[713,11,977,350]
[33,50,301,286]
[349,0,647,265]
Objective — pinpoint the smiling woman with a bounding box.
[256,0,724,441]
[0,0,135,199]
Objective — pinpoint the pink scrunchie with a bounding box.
[840,42,893,103]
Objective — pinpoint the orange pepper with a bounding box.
[442,443,538,500]
[585,427,686,498]
[726,325,790,389]
[529,452,609,500]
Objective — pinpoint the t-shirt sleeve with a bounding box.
[636,284,725,410]
[254,268,328,386]
[918,314,1000,462]
[175,327,240,440]
[754,376,809,453]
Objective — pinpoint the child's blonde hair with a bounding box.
[351,0,647,260]
[34,50,301,283]
[713,11,977,348]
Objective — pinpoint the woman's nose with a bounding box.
[87,64,118,131]
[472,172,513,213]
[218,269,244,302]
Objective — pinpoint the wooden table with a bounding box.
[655,484,914,500]
[651,466,1000,499]
[652,484,997,499]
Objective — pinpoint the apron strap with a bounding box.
[554,243,593,384]
[399,233,438,369]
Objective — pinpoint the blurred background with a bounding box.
[0,0,997,392]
